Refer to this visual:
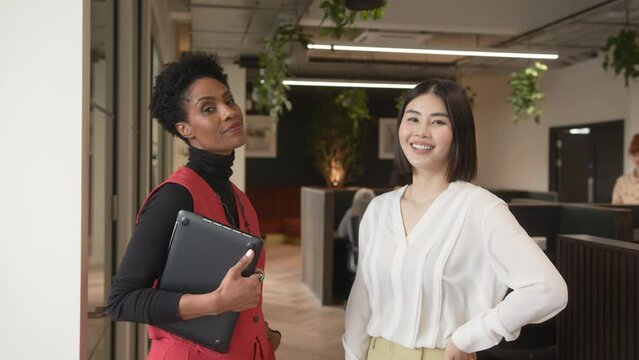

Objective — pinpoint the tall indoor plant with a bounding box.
[309,88,372,187]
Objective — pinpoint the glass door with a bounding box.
[150,42,165,188]
[87,0,115,358]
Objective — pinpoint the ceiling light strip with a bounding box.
[307,44,332,50]
[307,44,559,60]
[283,79,417,89]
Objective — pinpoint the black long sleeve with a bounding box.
[107,147,238,325]
[106,183,193,324]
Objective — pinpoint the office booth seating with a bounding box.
[574,203,639,242]
[490,189,559,203]
[557,235,639,360]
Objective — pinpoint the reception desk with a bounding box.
[300,187,357,305]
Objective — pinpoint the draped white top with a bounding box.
[343,181,568,359]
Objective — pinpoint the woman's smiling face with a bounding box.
[398,92,453,175]
[175,77,245,155]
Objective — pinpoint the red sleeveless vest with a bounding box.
[140,167,274,360]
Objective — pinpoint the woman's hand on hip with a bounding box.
[209,249,262,314]
[444,338,477,360]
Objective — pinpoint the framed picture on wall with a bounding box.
[378,117,396,159]
[245,115,277,158]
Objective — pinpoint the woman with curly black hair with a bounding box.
[107,52,280,360]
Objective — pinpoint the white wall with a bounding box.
[0,0,88,359]
[463,56,637,191]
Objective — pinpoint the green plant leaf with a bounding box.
[308,89,373,186]
[319,0,385,39]
[601,28,639,87]
[252,24,309,120]
[508,61,547,123]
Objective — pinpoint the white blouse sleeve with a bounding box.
[451,201,568,353]
[343,208,373,360]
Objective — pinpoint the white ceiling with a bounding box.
[184,0,639,80]
[302,0,609,35]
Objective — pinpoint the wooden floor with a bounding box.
[262,242,345,360]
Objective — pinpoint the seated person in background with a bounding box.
[612,133,639,204]
[337,188,376,241]
[338,188,376,278]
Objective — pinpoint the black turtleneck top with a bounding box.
[106,147,238,324]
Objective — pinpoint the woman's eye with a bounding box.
[203,106,216,113]
[405,117,418,123]
[432,119,446,125]
[226,98,236,105]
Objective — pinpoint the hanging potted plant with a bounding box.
[319,0,384,39]
[508,61,548,124]
[252,24,308,120]
[602,28,639,87]
[308,88,372,187]
[345,0,385,11]
[252,3,385,120]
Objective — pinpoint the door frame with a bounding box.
[549,119,624,201]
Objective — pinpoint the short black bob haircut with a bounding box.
[150,51,229,141]
[394,78,477,182]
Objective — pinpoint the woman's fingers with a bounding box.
[226,249,255,278]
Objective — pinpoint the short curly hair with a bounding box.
[150,51,229,140]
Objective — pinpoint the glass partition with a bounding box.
[87,0,115,358]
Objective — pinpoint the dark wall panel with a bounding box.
[246,86,405,187]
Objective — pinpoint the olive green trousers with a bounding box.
[367,337,445,360]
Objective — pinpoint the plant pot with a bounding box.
[345,0,385,11]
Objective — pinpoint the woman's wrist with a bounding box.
[178,292,222,320]
[205,290,224,315]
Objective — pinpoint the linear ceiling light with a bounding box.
[283,79,417,89]
[307,44,559,60]
[569,127,590,135]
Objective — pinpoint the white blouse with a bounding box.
[343,182,568,359]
